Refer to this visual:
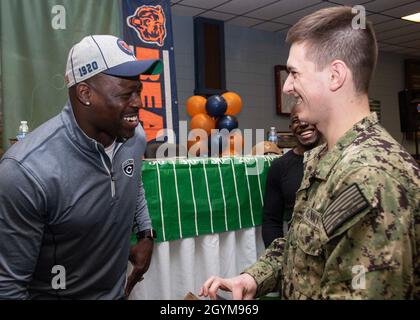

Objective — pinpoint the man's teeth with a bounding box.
[296,97,303,105]
[300,130,313,137]
[124,116,138,122]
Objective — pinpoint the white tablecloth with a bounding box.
[128,226,265,300]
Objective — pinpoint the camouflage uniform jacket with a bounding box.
[244,113,420,299]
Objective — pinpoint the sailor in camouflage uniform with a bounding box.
[200,6,420,300]
[244,112,420,299]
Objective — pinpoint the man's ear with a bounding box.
[329,60,347,92]
[75,82,92,107]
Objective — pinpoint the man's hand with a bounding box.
[199,273,257,300]
[125,238,154,298]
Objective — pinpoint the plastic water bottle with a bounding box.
[16,121,29,141]
[267,126,278,145]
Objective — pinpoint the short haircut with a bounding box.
[286,6,378,94]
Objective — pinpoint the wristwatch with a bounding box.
[136,229,157,240]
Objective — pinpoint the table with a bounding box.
[129,155,278,300]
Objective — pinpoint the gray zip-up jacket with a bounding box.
[0,102,152,299]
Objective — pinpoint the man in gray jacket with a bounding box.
[0,35,162,299]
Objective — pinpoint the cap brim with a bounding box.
[103,59,162,77]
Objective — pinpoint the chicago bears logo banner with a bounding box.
[122,0,179,143]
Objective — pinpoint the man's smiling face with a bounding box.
[283,41,330,126]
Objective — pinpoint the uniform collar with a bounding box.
[304,112,379,182]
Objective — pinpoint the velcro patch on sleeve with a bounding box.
[322,183,369,236]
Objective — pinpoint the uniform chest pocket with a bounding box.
[295,207,329,256]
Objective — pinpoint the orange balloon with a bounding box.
[190,113,216,135]
[186,95,207,117]
[222,92,243,116]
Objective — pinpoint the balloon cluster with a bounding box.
[186,92,243,157]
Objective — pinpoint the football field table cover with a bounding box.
[141,155,279,242]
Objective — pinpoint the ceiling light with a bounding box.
[401,12,420,22]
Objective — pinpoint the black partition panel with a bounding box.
[194,17,226,97]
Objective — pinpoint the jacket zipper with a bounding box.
[109,143,123,198]
[96,143,121,198]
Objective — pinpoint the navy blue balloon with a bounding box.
[208,131,228,157]
[205,95,227,117]
[216,115,238,132]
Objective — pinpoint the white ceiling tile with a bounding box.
[394,48,420,55]
[374,23,420,39]
[216,0,280,15]
[274,1,337,25]
[381,44,407,51]
[385,39,420,49]
[373,18,415,32]
[377,42,389,48]
[377,43,403,50]
[378,49,399,55]
[376,42,396,48]
[253,21,290,32]
[375,32,390,41]
[172,0,420,35]
[364,0,417,13]
[198,10,236,21]
[171,4,205,16]
[406,38,420,47]
[367,13,394,24]
[379,29,420,44]
[247,0,323,21]
[228,16,265,28]
[381,1,420,17]
[179,0,231,10]
[327,0,373,5]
